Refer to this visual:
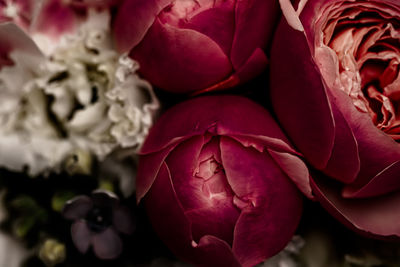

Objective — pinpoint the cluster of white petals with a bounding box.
[0,11,159,176]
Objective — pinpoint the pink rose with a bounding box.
[113,0,279,94]
[271,0,400,238]
[137,95,309,266]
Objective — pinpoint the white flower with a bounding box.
[0,10,159,176]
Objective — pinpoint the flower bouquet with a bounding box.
[0,0,400,266]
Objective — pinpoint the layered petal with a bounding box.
[220,137,302,266]
[130,18,233,93]
[166,136,239,245]
[113,0,173,52]
[268,149,313,198]
[145,162,241,266]
[276,0,400,239]
[330,89,400,196]
[270,18,335,169]
[137,142,182,202]
[194,235,241,267]
[311,174,400,238]
[113,0,278,93]
[145,162,195,260]
[322,98,360,183]
[230,0,279,69]
[140,95,293,155]
[183,1,235,56]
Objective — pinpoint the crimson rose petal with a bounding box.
[272,0,400,238]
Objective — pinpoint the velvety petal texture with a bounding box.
[271,0,400,238]
[113,0,279,93]
[137,95,306,266]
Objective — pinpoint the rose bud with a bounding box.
[270,0,400,238]
[137,95,309,266]
[113,0,279,94]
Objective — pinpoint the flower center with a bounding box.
[319,2,400,140]
[85,206,112,233]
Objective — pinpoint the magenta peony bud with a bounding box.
[113,0,279,94]
[271,0,400,238]
[137,95,308,266]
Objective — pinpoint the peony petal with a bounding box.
[130,18,232,93]
[165,136,206,211]
[71,220,92,254]
[270,18,335,169]
[184,2,235,56]
[343,160,400,198]
[220,137,303,266]
[311,175,400,238]
[329,88,400,195]
[193,235,241,267]
[140,95,293,155]
[165,135,240,245]
[62,195,93,220]
[185,202,240,247]
[92,228,123,259]
[112,0,173,52]
[228,47,268,89]
[137,141,183,202]
[268,149,313,199]
[278,0,304,32]
[322,98,360,184]
[227,134,297,155]
[230,0,279,69]
[144,162,197,263]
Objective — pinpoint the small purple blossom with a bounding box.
[62,190,135,259]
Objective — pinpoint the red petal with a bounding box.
[311,175,400,238]
[322,98,360,183]
[136,142,181,202]
[194,235,241,267]
[184,2,235,56]
[268,149,313,199]
[220,137,303,266]
[130,18,232,93]
[140,95,294,155]
[270,18,335,169]
[329,89,400,196]
[230,0,279,69]
[113,0,173,52]
[343,160,400,198]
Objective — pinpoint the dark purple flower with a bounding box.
[270,0,400,238]
[62,190,135,259]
